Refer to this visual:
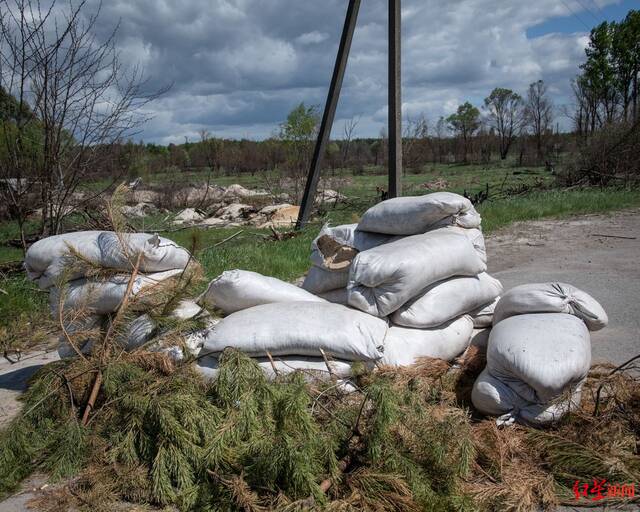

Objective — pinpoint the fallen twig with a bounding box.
[265,351,280,376]
[3,349,21,364]
[202,230,245,252]
[590,233,637,240]
[81,371,102,426]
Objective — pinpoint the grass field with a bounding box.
[2,162,640,343]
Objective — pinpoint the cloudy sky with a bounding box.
[83,0,636,143]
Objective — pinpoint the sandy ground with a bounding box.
[1,209,639,510]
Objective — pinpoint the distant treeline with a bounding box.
[112,130,567,181]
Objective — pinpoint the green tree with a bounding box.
[582,22,617,124]
[483,88,523,160]
[611,11,640,121]
[278,102,319,202]
[446,102,480,163]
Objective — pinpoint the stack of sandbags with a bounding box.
[195,192,507,381]
[25,231,197,357]
[195,270,379,381]
[471,283,608,426]
[301,223,396,302]
[299,192,501,367]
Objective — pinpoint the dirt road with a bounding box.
[487,209,640,366]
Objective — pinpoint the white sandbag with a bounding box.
[381,316,474,366]
[472,368,583,426]
[196,354,355,381]
[124,300,206,350]
[57,315,103,358]
[348,230,487,317]
[468,328,491,350]
[121,314,157,350]
[170,299,205,320]
[391,273,502,328]
[201,269,325,314]
[493,282,608,331]
[318,288,349,305]
[49,269,182,315]
[310,223,485,269]
[200,302,387,361]
[302,266,349,294]
[472,313,591,425]
[470,297,499,328]
[26,231,191,289]
[487,313,591,403]
[438,226,486,263]
[356,192,481,235]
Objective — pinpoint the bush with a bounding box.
[559,122,640,187]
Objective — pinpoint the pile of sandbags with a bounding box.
[300,192,501,367]
[471,283,608,426]
[25,231,200,358]
[197,192,501,380]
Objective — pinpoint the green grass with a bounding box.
[478,188,640,233]
[0,220,32,264]
[0,277,47,328]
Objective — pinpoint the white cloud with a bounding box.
[68,0,624,141]
[295,31,330,45]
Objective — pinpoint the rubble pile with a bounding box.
[121,181,345,228]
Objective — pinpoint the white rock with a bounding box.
[315,189,347,205]
[200,216,228,227]
[172,208,205,225]
[218,203,255,221]
[224,184,269,199]
[121,202,157,219]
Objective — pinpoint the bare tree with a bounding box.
[403,114,428,173]
[0,0,166,244]
[341,115,359,170]
[524,80,554,161]
[483,87,523,160]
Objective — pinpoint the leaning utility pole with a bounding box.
[296,0,402,229]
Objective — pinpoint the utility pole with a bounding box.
[295,0,361,230]
[296,0,402,229]
[388,0,402,198]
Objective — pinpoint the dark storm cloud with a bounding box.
[74,0,620,142]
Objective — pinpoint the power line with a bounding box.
[587,0,608,19]
[574,0,604,24]
[559,0,593,31]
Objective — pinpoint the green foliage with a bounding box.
[446,101,481,141]
[279,102,319,143]
[577,9,640,128]
[0,350,481,510]
[1,342,639,511]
